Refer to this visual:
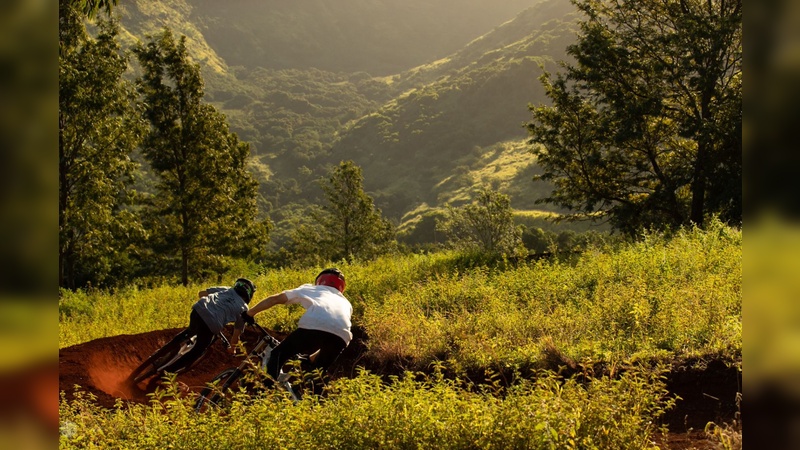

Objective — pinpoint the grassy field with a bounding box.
[59,220,741,448]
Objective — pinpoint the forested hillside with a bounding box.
[183,0,539,76]
[113,0,582,246]
[329,3,578,220]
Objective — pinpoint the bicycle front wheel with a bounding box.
[194,368,242,412]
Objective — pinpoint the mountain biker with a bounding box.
[242,268,352,382]
[157,277,257,375]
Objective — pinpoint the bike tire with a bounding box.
[128,335,196,384]
[126,347,173,384]
[194,368,241,412]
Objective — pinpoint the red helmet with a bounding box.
[315,268,346,293]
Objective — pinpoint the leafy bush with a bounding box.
[60,367,673,449]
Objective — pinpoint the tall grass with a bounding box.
[60,368,673,450]
[363,220,741,370]
[60,220,741,372]
[59,222,740,448]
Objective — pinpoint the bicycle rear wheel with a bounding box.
[127,334,197,384]
[194,368,242,412]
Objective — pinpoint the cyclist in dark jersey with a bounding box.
[159,277,256,374]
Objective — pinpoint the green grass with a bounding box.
[60,220,741,369]
[60,367,673,449]
[364,220,741,371]
[59,221,740,448]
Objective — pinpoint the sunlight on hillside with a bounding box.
[117,1,229,76]
[435,140,541,206]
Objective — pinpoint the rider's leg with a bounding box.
[161,328,194,351]
[307,333,347,373]
[161,310,214,374]
[266,328,346,379]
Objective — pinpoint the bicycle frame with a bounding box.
[248,323,300,402]
[194,323,300,411]
[151,336,197,377]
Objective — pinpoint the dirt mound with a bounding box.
[59,326,369,409]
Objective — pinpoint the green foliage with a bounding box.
[59,8,146,289]
[60,368,672,449]
[363,219,741,370]
[285,161,396,265]
[61,221,741,372]
[58,225,737,448]
[69,0,118,18]
[133,29,270,285]
[111,0,584,248]
[527,0,742,234]
[329,11,577,220]
[437,188,525,256]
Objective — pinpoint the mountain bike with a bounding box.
[194,322,310,411]
[125,328,229,386]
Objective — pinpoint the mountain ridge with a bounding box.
[113,0,591,246]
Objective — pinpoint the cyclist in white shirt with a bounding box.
[243,268,352,380]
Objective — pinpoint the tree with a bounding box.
[527,0,741,234]
[321,160,396,261]
[74,0,117,18]
[134,29,270,285]
[60,0,118,21]
[59,6,145,289]
[437,188,524,256]
[288,161,395,263]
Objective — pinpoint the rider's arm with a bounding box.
[227,326,243,353]
[246,292,289,317]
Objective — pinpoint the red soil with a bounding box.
[59,326,739,449]
[59,326,368,408]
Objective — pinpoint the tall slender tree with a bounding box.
[287,161,394,264]
[527,0,741,234]
[59,6,145,288]
[319,161,395,261]
[134,29,269,285]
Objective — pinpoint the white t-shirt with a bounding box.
[282,284,353,344]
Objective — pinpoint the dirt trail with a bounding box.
[59,327,739,449]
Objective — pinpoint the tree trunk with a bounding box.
[59,115,70,289]
[181,246,189,286]
[690,141,708,227]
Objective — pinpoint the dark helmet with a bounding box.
[315,268,346,293]
[233,278,256,303]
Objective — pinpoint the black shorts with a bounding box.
[266,328,348,379]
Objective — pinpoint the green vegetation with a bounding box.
[363,220,740,371]
[112,0,586,238]
[133,29,270,285]
[59,10,146,289]
[437,188,525,256]
[59,0,742,446]
[60,368,673,449]
[328,9,579,220]
[61,222,740,365]
[527,0,742,233]
[59,223,739,448]
[282,161,396,266]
